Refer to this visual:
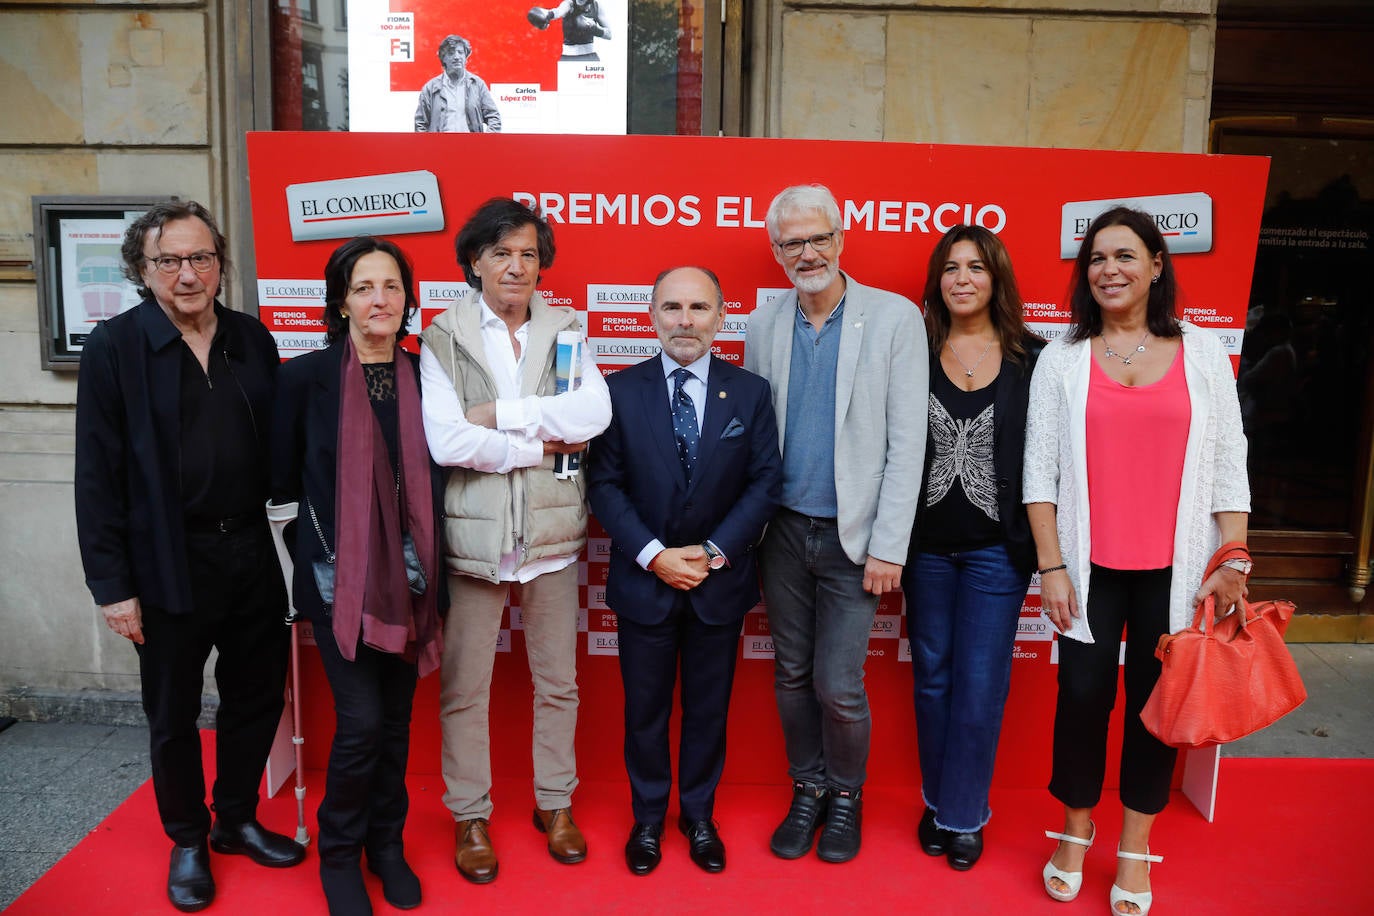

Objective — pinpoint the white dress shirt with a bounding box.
[420,296,611,582]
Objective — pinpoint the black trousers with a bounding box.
[1050,565,1178,815]
[616,595,741,825]
[136,526,289,845]
[312,620,418,867]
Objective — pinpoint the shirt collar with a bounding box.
[660,349,710,384]
[478,297,529,336]
[793,294,846,329]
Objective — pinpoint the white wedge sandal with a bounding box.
[1042,821,1096,902]
[1109,847,1163,915]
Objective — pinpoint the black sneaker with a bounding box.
[816,787,862,863]
[769,781,828,859]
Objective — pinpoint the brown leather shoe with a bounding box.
[533,807,588,864]
[454,818,498,884]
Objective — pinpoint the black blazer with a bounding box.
[586,354,782,627]
[270,340,446,624]
[75,299,282,614]
[913,332,1045,576]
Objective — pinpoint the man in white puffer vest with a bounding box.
[419,197,611,886]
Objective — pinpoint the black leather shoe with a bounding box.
[769,782,828,859]
[320,862,372,916]
[816,787,862,863]
[167,841,215,913]
[624,822,663,876]
[209,819,307,868]
[678,815,726,873]
[366,854,421,909]
[918,806,951,856]
[946,829,984,871]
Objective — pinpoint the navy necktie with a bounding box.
[671,367,700,481]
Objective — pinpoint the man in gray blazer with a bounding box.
[744,184,927,864]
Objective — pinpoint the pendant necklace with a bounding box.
[1102,330,1149,365]
[947,338,995,378]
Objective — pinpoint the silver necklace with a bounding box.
[946,338,995,378]
[1102,330,1149,365]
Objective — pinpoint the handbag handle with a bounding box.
[1196,540,1251,630]
[1204,540,1250,580]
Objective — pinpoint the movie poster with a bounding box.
[56,216,144,353]
[348,0,628,134]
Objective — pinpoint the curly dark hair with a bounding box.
[921,224,1035,366]
[120,199,228,299]
[454,197,556,289]
[1066,206,1181,342]
[321,236,419,344]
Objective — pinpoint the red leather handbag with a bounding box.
[1139,547,1307,749]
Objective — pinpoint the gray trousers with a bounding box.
[759,509,880,792]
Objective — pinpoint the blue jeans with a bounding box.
[902,544,1029,832]
[759,509,880,791]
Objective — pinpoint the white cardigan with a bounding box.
[1022,321,1250,643]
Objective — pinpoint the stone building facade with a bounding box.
[2,0,1364,710]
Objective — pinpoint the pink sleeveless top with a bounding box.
[1085,345,1190,570]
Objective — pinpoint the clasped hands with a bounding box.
[649,545,709,590]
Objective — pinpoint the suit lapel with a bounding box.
[770,293,796,450]
[835,275,864,432]
[688,358,731,495]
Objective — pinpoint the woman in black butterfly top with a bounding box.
[900,224,1043,872]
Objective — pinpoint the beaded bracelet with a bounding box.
[1038,564,1067,575]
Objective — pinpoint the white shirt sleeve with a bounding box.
[420,345,544,473]
[492,335,613,444]
[636,539,666,570]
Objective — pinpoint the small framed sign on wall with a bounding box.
[32,196,168,370]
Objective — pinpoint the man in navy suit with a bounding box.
[587,266,782,876]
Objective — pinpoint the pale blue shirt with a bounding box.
[782,297,844,517]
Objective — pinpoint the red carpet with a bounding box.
[10,753,1368,914]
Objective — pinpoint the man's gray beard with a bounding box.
[789,259,839,295]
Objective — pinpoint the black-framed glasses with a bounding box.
[775,232,836,258]
[145,251,218,275]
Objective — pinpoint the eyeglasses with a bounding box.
[145,251,218,275]
[775,232,836,258]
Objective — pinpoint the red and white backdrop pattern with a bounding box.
[248,132,1267,790]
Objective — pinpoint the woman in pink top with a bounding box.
[1023,207,1251,916]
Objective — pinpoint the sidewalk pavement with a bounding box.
[1,643,1370,909]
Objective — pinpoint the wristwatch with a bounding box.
[702,541,727,571]
[1220,557,1253,576]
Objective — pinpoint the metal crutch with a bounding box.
[266,500,310,846]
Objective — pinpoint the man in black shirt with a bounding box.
[74,200,305,912]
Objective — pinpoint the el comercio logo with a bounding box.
[1060,192,1214,259]
[286,171,445,241]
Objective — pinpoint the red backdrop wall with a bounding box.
[248,131,1268,792]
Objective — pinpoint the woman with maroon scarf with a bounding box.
[272,236,445,916]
